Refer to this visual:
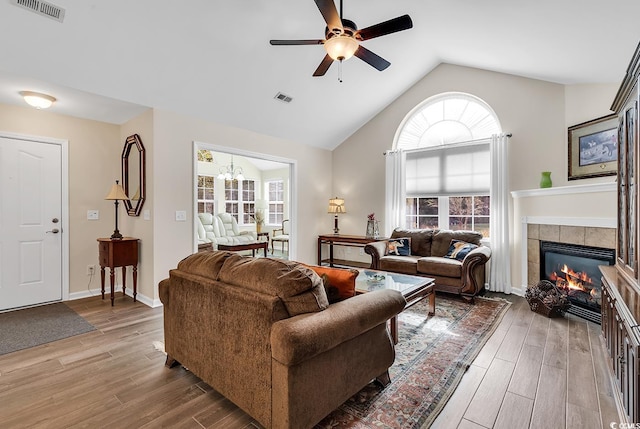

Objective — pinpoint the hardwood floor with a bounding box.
[0,293,620,428]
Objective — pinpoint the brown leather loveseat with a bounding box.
[365,228,491,301]
[159,251,406,429]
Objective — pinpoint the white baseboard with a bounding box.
[68,287,161,308]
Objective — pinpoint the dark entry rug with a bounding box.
[315,295,511,429]
[0,302,96,356]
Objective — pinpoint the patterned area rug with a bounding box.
[315,294,511,429]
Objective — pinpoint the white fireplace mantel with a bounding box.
[511,182,615,199]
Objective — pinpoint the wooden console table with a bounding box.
[98,237,139,306]
[317,234,387,268]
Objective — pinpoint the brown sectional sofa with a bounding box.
[159,251,406,429]
[365,228,491,300]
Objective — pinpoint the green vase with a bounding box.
[540,171,552,188]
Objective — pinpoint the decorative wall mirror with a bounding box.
[121,134,146,216]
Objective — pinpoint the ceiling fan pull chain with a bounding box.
[338,59,343,83]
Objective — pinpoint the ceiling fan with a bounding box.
[270,0,413,77]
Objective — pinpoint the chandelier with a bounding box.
[217,155,245,181]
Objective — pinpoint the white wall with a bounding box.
[151,109,332,301]
[332,63,618,292]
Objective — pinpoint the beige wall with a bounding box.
[120,109,155,303]
[0,103,122,298]
[151,109,332,300]
[332,63,618,293]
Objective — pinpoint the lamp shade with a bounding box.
[105,182,130,201]
[328,197,346,214]
[324,35,359,61]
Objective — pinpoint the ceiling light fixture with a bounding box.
[324,34,359,61]
[20,91,56,109]
[217,155,245,181]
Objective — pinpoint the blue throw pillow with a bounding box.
[444,239,478,261]
[387,238,411,256]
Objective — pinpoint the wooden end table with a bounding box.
[355,269,435,344]
[98,237,139,306]
[218,241,268,257]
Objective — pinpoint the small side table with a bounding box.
[98,237,139,306]
[257,231,269,242]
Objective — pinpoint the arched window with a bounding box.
[394,93,502,236]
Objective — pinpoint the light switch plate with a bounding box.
[87,210,99,220]
[175,210,187,221]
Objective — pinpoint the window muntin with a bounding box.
[225,179,256,224]
[197,175,215,214]
[405,195,490,237]
[267,180,284,225]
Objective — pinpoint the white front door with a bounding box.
[0,136,63,311]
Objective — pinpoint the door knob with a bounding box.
[46,229,60,234]
[52,218,59,223]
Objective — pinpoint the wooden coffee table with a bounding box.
[355,269,435,344]
[217,241,268,257]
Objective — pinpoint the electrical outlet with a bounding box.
[86,265,95,276]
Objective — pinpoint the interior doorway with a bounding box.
[193,142,296,260]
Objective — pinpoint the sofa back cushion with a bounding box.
[177,250,234,279]
[431,230,483,257]
[218,255,329,316]
[391,228,435,256]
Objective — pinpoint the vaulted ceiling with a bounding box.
[1,0,639,150]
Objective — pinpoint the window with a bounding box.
[224,179,239,219]
[242,180,256,224]
[197,175,215,214]
[396,92,501,237]
[267,180,284,225]
[405,196,490,237]
[225,179,256,224]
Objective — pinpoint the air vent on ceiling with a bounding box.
[11,0,66,23]
[274,92,293,104]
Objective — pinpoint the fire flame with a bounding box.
[549,264,594,293]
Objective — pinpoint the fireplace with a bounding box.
[539,241,615,324]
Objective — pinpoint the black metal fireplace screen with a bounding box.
[539,241,615,324]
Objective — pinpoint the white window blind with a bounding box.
[405,140,490,197]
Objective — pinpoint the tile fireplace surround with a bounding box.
[522,217,616,289]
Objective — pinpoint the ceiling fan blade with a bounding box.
[314,0,343,33]
[313,54,334,76]
[355,14,413,41]
[354,46,390,71]
[270,39,324,45]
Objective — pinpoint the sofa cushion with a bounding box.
[307,265,358,303]
[417,256,462,278]
[391,228,435,256]
[379,255,419,275]
[218,255,329,316]
[431,230,483,257]
[444,239,479,261]
[177,250,235,280]
[386,238,411,256]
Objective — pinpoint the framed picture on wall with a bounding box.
[568,114,618,180]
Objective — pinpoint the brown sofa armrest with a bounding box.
[460,245,492,298]
[271,289,405,366]
[365,241,389,269]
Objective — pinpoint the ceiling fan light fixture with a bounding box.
[20,91,56,109]
[324,35,358,61]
